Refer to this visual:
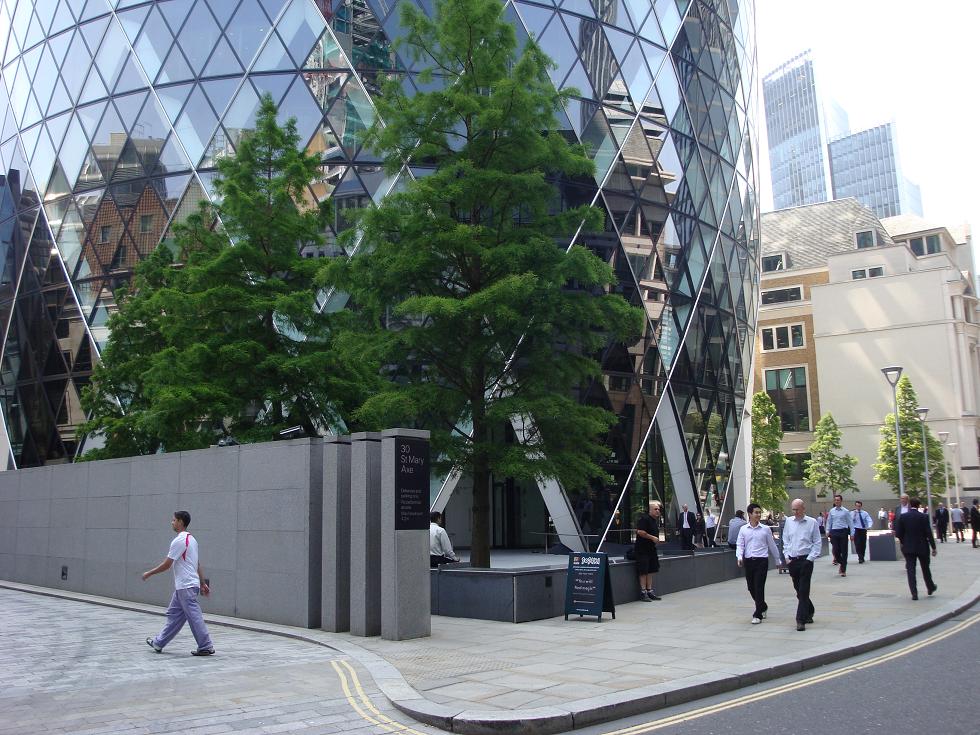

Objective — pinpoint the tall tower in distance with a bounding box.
[763,50,848,209]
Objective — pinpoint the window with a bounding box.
[764,366,810,431]
[139,215,153,233]
[851,269,866,280]
[761,286,802,305]
[909,237,924,256]
[761,324,804,351]
[99,225,112,243]
[852,267,885,280]
[869,266,884,277]
[926,234,941,254]
[786,453,811,481]
[855,230,875,249]
[761,254,785,272]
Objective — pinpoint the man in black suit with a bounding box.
[894,498,937,600]
[933,503,949,543]
[677,504,696,550]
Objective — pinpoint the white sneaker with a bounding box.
[751,617,762,625]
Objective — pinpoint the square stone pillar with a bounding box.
[349,432,382,636]
[322,435,351,632]
[381,429,431,640]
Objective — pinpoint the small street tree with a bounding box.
[751,392,788,510]
[804,413,858,497]
[80,96,370,458]
[873,375,945,499]
[321,0,643,567]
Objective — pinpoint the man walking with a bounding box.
[782,498,821,631]
[736,503,783,625]
[635,501,663,601]
[950,503,965,543]
[143,511,214,656]
[933,503,949,543]
[704,510,718,547]
[826,494,854,576]
[971,500,980,548]
[727,510,747,549]
[894,498,937,599]
[851,500,873,564]
[677,503,696,550]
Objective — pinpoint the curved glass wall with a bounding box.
[0,0,759,545]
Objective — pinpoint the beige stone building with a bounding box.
[754,199,978,511]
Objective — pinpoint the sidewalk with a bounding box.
[5,541,979,735]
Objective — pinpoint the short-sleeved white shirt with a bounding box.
[167,531,200,590]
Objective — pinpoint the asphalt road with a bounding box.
[576,603,980,735]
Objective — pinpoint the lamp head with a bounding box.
[881,365,903,386]
[916,407,929,421]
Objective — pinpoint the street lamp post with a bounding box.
[938,431,951,506]
[881,366,906,497]
[916,407,934,525]
[947,442,960,506]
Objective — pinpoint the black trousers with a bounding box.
[903,551,935,596]
[743,557,769,618]
[829,529,849,571]
[936,523,948,542]
[787,557,815,623]
[680,528,694,549]
[853,528,867,561]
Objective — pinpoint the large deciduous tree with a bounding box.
[80,96,368,458]
[751,392,788,510]
[804,413,858,497]
[321,0,643,567]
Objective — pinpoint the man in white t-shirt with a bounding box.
[142,511,214,656]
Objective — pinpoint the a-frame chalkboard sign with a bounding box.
[564,551,616,621]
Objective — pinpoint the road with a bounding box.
[575,603,980,735]
[0,588,439,735]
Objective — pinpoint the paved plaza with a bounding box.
[2,540,978,734]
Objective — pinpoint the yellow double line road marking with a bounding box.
[603,611,980,735]
[331,659,431,735]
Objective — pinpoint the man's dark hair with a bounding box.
[735,510,745,518]
[174,510,191,528]
[834,494,843,501]
[909,498,921,509]
[430,511,442,523]
[855,500,863,507]
[746,503,761,515]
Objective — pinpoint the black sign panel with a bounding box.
[564,551,615,621]
[395,437,430,530]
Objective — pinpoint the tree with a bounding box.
[751,392,788,510]
[321,0,643,567]
[873,375,945,498]
[80,96,370,458]
[804,413,858,497]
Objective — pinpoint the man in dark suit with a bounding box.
[972,500,980,548]
[894,498,937,600]
[933,503,949,543]
[677,504,696,550]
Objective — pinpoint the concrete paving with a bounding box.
[3,541,979,735]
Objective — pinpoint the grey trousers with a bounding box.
[152,587,213,651]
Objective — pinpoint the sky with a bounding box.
[753,0,980,243]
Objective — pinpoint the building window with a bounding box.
[99,225,112,243]
[765,366,810,432]
[761,324,804,351]
[926,234,941,254]
[786,453,811,481]
[909,237,924,256]
[761,254,785,272]
[139,215,153,233]
[851,269,866,280]
[761,286,803,305]
[852,267,884,280]
[855,230,875,249]
[869,266,884,277]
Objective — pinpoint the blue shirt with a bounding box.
[852,509,873,530]
[781,515,822,561]
[827,505,854,533]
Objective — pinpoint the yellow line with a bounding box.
[604,612,980,735]
[331,659,431,735]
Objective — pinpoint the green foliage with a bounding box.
[751,392,788,510]
[873,376,945,498]
[80,96,371,459]
[804,413,858,497]
[320,0,644,566]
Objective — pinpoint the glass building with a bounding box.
[0,0,759,549]
[763,50,847,210]
[829,122,922,219]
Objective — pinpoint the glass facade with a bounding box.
[828,122,923,219]
[0,0,759,546]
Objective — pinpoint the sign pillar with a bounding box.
[381,428,431,640]
[349,432,382,636]
[322,434,351,632]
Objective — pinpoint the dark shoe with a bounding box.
[805,617,814,624]
[760,611,767,619]
[858,559,865,564]
[638,593,653,602]
[648,593,662,601]
[146,637,162,653]
[191,648,215,656]
[839,571,846,577]
[796,623,806,631]
[911,593,918,600]
[928,585,937,596]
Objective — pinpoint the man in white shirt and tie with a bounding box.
[736,503,783,625]
[852,500,873,563]
[781,498,822,631]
